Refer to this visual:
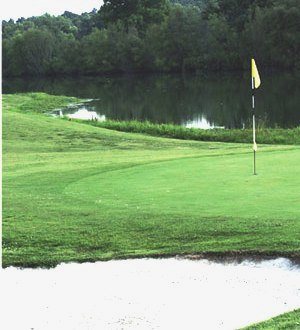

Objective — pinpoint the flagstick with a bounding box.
[252,78,257,175]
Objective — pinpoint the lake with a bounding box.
[3,72,300,128]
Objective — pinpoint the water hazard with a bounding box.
[2,257,300,330]
[3,72,300,128]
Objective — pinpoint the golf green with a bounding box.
[65,149,300,220]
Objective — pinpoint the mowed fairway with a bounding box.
[2,94,300,268]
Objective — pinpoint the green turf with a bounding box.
[3,93,300,269]
[241,309,300,329]
[2,92,81,114]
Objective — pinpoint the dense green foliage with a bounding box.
[242,309,300,329]
[100,0,171,33]
[81,119,300,145]
[2,0,300,76]
[2,92,300,271]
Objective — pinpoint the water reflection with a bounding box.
[52,107,106,121]
[53,105,223,129]
[185,116,225,129]
[3,72,300,128]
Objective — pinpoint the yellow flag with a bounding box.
[251,58,261,89]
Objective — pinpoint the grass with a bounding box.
[3,93,300,267]
[84,119,300,145]
[2,92,300,328]
[2,92,82,114]
[241,309,300,329]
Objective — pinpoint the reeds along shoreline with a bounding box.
[79,119,300,145]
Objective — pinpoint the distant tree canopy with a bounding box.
[2,0,300,77]
[100,0,170,32]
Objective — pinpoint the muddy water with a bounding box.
[1,258,300,330]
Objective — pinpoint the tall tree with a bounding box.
[150,5,207,73]
[8,29,55,76]
[99,0,170,33]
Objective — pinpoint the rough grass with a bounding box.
[84,119,300,145]
[2,92,81,113]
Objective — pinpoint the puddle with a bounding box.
[1,257,300,330]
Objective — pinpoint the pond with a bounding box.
[2,257,300,330]
[3,72,300,129]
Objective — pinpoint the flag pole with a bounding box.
[251,58,260,175]
[252,77,257,175]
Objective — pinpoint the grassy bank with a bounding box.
[3,92,300,328]
[242,309,300,329]
[2,92,82,113]
[85,119,300,145]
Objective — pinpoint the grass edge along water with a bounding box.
[81,119,300,145]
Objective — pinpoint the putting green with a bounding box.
[65,148,300,220]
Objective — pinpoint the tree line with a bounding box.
[2,0,300,77]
